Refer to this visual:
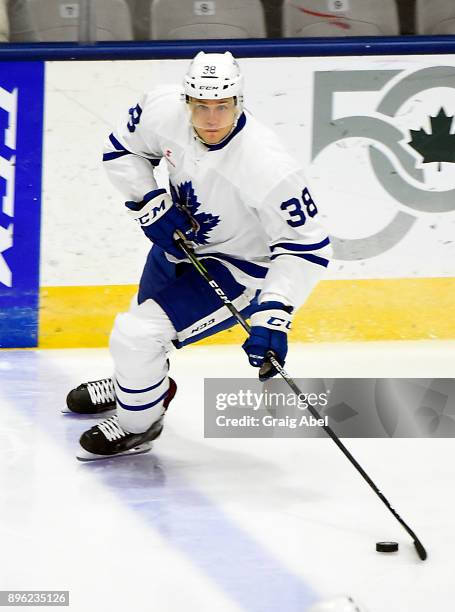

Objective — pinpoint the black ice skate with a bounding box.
[76,378,177,461]
[64,378,116,414]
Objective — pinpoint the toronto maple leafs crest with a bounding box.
[170,181,220,244]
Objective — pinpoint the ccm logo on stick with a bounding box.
[208,280,230,303]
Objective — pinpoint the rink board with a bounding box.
[1,39,455,347]
[39,277,455,348]
[0,62,44,347]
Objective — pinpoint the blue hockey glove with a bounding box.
[126,188,196,259]
[242,301,293,381]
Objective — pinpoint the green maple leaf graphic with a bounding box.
[408,107,455,172]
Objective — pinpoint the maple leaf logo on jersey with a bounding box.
[170,181,220,244]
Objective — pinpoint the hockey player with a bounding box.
[68,51,332,460]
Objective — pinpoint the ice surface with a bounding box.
[0,340,453,612]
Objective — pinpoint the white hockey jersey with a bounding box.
[103,86,331,310]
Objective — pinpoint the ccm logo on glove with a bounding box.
[125,188,196,259]
[242,301,293,380]
[131,193,171,226]
[266,315,292,330]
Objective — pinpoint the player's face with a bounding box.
[188,97,237,144]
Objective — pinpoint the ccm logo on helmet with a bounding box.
[200,85,220,90]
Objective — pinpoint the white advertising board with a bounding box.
[41,55,455,287]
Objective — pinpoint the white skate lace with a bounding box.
[98,416,128,442]
[86,379,115,405]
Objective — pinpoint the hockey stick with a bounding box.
[174,230,428,561]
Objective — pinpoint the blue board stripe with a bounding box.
[0,62,44,348]
[0,36,455,60]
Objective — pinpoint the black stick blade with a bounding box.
[414,539,428,561]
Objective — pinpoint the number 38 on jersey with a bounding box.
[281,187,318,227]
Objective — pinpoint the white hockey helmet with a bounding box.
[183,51,243,104]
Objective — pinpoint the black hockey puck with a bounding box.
[376,541,399,553]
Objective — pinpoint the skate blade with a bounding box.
[61,406,115,415]
[76,442,153,461]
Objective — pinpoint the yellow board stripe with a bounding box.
[39,285,136,349]
[38,277,455,348]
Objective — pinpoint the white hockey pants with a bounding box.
[109,297,177,433]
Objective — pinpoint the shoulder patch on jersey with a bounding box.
[170,181,220,244]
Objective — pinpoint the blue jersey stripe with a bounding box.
[116,388,169,412]
[109,132,129,152]
[270,252,330,267]
[115,377,165,394]
[270,237,331,252]
[103,150,130,161]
